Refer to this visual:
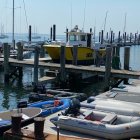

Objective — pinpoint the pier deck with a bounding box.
[97,79,140,103]
[0,58,140,79]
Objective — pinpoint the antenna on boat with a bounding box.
[82,0,86,31]
[123,12,127,34]
[104,11,108,33]
[70,0,73,29]
[12,0,15,49]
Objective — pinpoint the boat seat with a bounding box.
[79,110,93,119]
[101,113,117,124]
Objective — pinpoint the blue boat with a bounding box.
[28,99,70,116]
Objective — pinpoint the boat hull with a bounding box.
[29,99,70,116]
[51,109,140,140]
[44,45,105,65]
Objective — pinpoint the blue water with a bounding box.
[0,34,140,111]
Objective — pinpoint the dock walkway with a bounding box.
[0,58,140,79]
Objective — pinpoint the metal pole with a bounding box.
[12,0,15,49]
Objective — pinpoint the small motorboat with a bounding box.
[50,104,140,140]
[29,89,87,102]
[0,107,42,135]
[28,99,70,116]
[81,96,140,117]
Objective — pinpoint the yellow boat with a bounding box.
[44,25,105,65]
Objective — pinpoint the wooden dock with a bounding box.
[3,111,105,140]
[0,58,140,79]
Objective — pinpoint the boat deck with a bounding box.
[96,79,140,103]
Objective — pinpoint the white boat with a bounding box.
[51,108,140,140]
[81,96,140,117]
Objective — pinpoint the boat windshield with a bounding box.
[69,35,78,41]
[80,35,86,41]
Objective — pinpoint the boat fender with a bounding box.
[87,96,96,103]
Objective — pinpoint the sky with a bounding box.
[0,0,140,35]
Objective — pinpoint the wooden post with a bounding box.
[4,43,10,83]
[134,33,137,44]
[34,117,45,140]
[101,30,104,44]
[29,25,32,43]
[50,26,52,41]
[11,113,22,134]
[106,32,108,41]
[138,34,140,45]
[130,33,132,43]
[124,46,130,84]
[124,32,126,45]
[34,46,40,85]
[110,31,113,44]
[66,28,68,42]
[118,31,121,44]
[40,43,45,77]
[17,42,23,60]
[73,45,78,65]
[99,32,101,42]
[53,24,56,41]
[105,45,112,90]
[60,45,66,83]
[17,42,23,80]
[90,28,92,33]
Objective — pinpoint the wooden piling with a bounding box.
[101,30,104,44]
[11,113,22,134]
[17,42,23,79]
[53,24,56,41]
[124,32,126,45]
[4,43,10,83]
[124,46,130,84]
[40,43,45,77]
[105,45,112,90]
[29,25,32,43]
[99,32,101,42]
[130,33,132,43]
[50,26,52,41]
[110,31,113,44]
[34,46,40,85]
[134,33,137,44]
[17,42,23,60]
[34,117,45,140]
[66,28,68,42]
[73,45,78,65]
[118,31,121,44]
[60,45,66,83]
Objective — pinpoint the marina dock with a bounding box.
[0,58,140,79]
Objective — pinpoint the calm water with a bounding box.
[0,34,140,111]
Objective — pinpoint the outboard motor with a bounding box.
[63,98,80,116]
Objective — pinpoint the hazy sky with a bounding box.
[0,0,140,35]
